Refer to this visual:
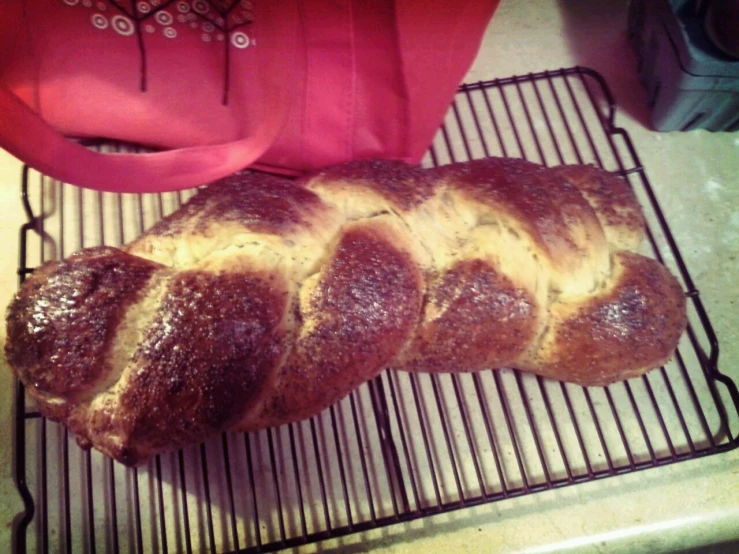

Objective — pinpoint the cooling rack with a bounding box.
[11,67,739,553]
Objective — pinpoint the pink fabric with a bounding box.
[0,0,500,192]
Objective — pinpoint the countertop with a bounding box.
[1,1,738,552]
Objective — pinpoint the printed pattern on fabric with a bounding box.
[60,0,256,103]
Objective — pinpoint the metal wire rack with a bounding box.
[11,67,739,553]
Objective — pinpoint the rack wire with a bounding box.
[11,67,739,553]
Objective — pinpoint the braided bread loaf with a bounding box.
[5,158,686,465]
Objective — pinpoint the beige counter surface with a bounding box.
[1,1,738,552]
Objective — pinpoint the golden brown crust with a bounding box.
[248,218,423,428]
[114,270,288,463]
[431,158,606,272]
[140,172,324,238]
[5,247,161,402]
[551,165,645,251]
[304,159,435,212]
[529,252,687,386]
[3,158,687,465]
[398,259,537,373]
[124,171,342,272]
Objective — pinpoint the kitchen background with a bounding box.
[1,1,737,552]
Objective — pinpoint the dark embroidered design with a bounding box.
[61,0,255,105]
